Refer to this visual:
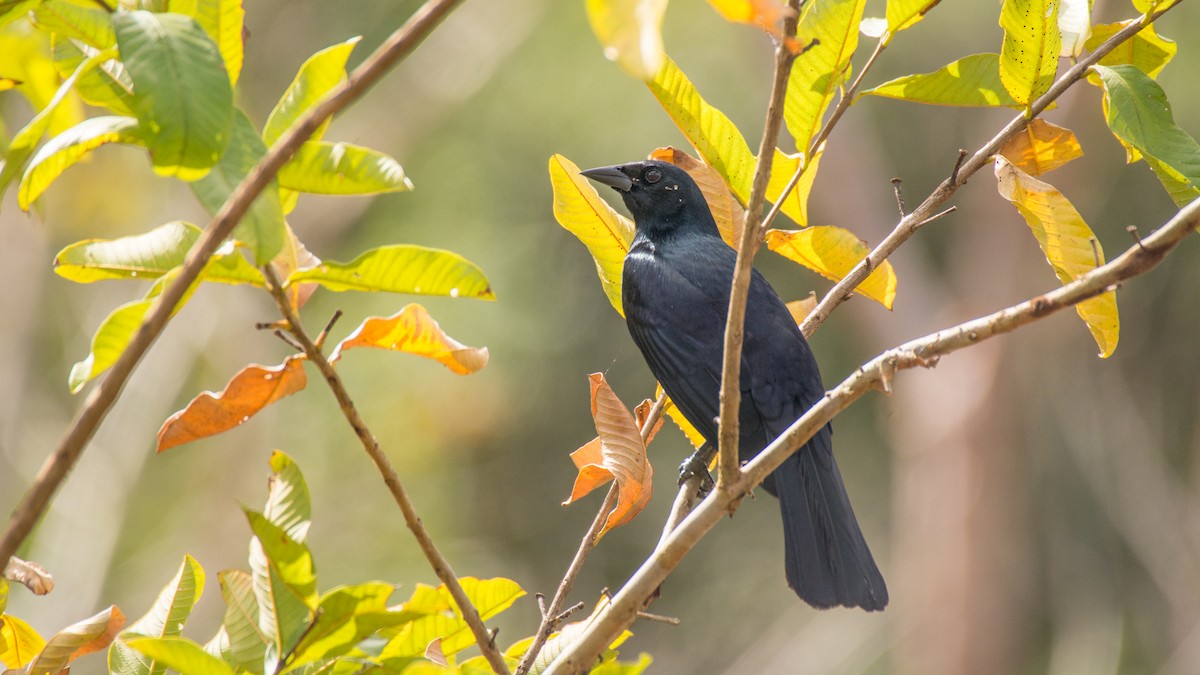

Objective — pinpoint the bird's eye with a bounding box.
[644,168,662,184]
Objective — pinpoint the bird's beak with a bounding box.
[580,165,633,192]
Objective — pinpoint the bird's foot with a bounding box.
[678,444,716,495]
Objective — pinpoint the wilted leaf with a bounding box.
[785,0,866,152]
[885,0,941,34]
[765,227,897,309]
[122,636,235,675]
[114,10,233,180]
[168,0,246,86]
[1086,21,1175,80]
[19,115,142,208]
[156,355,308,452]
[998,118,1083,175]
[586,0,666,80]
[549,154,634,315]
[995,156,1118,357]
[109,555,205,675]
[277,140,412,194]
[651,146,744,247]
[0,614,45,670]
[330,303,488,375]
[269,224,321,310]
[287,244,493,299]
[860,53,1020,107]
[25,605,125,673]
[999,0,1061,107]
[563,373,654,539]
[2,557,54,596]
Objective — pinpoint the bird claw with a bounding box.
[678,444,716,495]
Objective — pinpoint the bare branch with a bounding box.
[0,0,466,568]
[544,194,1200,674]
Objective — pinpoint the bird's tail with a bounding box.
[770,424,888,610]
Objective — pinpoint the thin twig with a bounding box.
[516,393,667,675]
[260,266,510,674]
[0,0,465,571]
[799,3,1177,337]
[544,193,1200,675]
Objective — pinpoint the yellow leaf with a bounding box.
[655,383,706,450]
[0,615,45,669]
[586,0,667,80]
[886,0,942,34]
[786,293,818,325]
[563,373,654,540]
[156,355,308,452]
[329,303,489,375]
[999,0,1061,107]
[767,147,822,227]
[1085,20,1176,80]
[651,146,745,248]
[549,154,634,315]
[765,226,897,309]
[994,156,1119,357]
[785,0,866,153]
[997,118,1083,175]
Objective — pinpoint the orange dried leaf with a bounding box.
[651,146,745,247]
[786,293,818,325]
[329,303,488,374]
[562,373,654,539]
[998,118,1083,175]
[633,397,665,445]
[157,355,308,452]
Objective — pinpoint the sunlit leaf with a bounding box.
[563,373,655,539]
[191,110,287,265]
[1093,64,1200,199]
[18,115,142,208]
[785,0,866,153]
[288,583,417,668]
[25,605,125,673]
[1132,0,1180,12]
[516,595,632,675]
[767,147,822,228]
[1144,155,1200,207]
[998,118,1082,175]
[266,224,320,310]
[277,141,412,195]
[212,570,266,672]
[114,10,233,180]
[245,510,317,605]
[994,156,1118,357]
[592,653,654,675]
[549,154,633,314]
[31,0,115,48]
[655,383,705,450]
[885,0,941,34]
[288,244,494,301]
[765,227,897,309]
[1085,21,1175,80]
[650,146,744,247]
[330,303,489,375]
[122,636,235,675]
[109,555,205,675]
[1057,0,1090,57]
[156,355,308,452]
[52,37,134,116]
[168,0,246,85]
[586,0,666,80]
[0,614,45,670]
[0,1,42,29]
[263,37,360,147]
[246,510,315,671]
[381,578,524,660]
[706,0,799,47]
[860,53,1020,107]
[999,0,1061,107]
[2,22,85,138]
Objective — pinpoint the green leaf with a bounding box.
[265,450,312,544]
[213,570,267,674]
[286,583,415,668]
[18,115,142,208]
[381,578,524,660]
[1093,64,1200,196]
[885,0,940,35]
[108,555,205,675]
[191,109,286,264]
[1144,155,1200,207]
[0,1,44,29]
[860,53,1020,107]
[999,0,1061,107]
[31,0,115,48]
[585,0,666,80]
[52,37,135,116]
[646,55,756,203]
[248,535,314,672]
[0,44,117,202]
[263,37,360,147]
[994,156,1118,357]
[286,245,494,299]
[121,636,236,675]
[1085,21,1175,80]
[785,0,866,152]
[246,511,317,607]
[277,141,412,195]
[168,0,246,85]
[114,10,233,180]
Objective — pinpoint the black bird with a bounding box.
[580,160,887,611]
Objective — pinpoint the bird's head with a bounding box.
[580,160,719,239]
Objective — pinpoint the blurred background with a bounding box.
[3,1,1200,673]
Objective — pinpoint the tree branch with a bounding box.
[260,267,510,674]
[544,194,1200,674]
[0,0,465,568]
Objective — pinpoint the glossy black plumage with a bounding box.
[581,160,888,611]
